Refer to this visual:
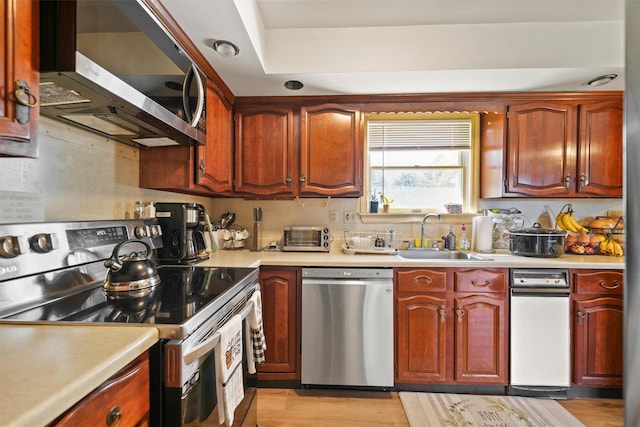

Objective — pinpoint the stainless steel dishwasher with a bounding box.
[301,267,394,388]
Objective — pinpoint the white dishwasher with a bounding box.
[301,267,394,388]
[509,268,571,398]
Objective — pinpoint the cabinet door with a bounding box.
[577,100,623,197]
[196,86,234,194]
[573,296,623,387]
[300,104,363,196]
[506,102,577,196]
[396,294,451,383]
[235,106,297,197]
[454,294,507,384]
[258,266,300,380]
[0,0,39,157]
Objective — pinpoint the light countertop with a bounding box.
[198,248,625,270]
[0,324,158,427]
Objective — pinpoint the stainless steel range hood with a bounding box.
[39,0,206,148]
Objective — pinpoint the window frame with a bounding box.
[361,112,481,217]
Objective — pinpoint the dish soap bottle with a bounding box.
[443,226,456,250]
[459,224,470,251]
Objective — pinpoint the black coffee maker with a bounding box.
[155,203,209,264]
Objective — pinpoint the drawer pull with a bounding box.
[599,279,620,290]
[577,308,586,324]
[413,275,432,285]
[471,279,490,287]
[107,406,122,427]
[455,308,465,322]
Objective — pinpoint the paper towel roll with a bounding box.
[472,216,494,252]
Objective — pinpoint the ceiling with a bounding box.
[158,0,625,97]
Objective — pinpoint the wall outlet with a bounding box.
[343,210,357,224]
[329,210,338,224]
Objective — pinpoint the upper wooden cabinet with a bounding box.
[300,104,363,196]
[500,98,622,198]
[235,105,297,197]
[0,0,39,157]
[139,85,234,195]
[235,103,363,198]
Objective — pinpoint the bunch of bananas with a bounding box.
[597,237,624,256]
[556,210,587,233]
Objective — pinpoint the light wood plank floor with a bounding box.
[257,388,623,427]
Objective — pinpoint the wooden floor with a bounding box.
[257,388,623,427]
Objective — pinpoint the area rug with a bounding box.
[399,392,585,427]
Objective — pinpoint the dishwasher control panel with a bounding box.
[510,269,569,289]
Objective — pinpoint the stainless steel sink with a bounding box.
[397,250,493,260]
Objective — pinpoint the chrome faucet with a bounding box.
[420,213,442,248]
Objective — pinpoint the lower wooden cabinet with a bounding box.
[395,267,508,385]
[571,269,624,388]
[257,266,301,380]
[50,352,150,427]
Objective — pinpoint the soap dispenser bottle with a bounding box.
[443,226,456,250]
[459,224,470,251]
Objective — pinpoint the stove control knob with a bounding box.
[0,236,23,258]
[148,224,161,238]
[29,233,58,253]
[134,225,149,238]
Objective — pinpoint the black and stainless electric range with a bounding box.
[0,219,259,427]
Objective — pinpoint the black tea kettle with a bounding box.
[103,240,161,292]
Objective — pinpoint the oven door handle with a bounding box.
[183,299,255,365]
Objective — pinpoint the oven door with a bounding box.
[164,306,257,426]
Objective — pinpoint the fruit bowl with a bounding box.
[564,242,599,255]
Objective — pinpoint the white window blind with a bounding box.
[368,119,472,149]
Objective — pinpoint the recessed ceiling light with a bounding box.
[586,74,618,86]
[211,40,239,58]
[284,80,304,90]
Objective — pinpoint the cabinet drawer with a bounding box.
[51,353,150,427]
[396,268,448,293]
[573,270,624,295]
[454,269,507,293]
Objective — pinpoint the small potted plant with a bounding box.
[380,193,394,213]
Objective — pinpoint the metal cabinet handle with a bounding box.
[106,406,122,427]
[15,80,38,107]
[286,174,293,186]
[471,279,490,287]
[14,80,38,125]
[299,174,307,186]
[199,159,206,177]
[412,275,432,285]
[564,174,572,189]
[438,306,447,323]
[455,308,465,322]
[579,173,589,188]
[599,279,620,290]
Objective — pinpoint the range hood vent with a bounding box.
[39,0,206,148]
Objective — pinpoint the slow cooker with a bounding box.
[508,223,567,258]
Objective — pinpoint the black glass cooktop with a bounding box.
[7,266,256,326]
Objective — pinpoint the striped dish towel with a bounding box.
[245,289,267,374]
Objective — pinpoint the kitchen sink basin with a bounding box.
[397,250,493,261]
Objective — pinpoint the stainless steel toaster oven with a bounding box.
[282,226,330,252]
